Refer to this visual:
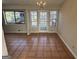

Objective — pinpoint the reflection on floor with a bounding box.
[5,33,75,59]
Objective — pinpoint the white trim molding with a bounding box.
[57,32,77,59]
[31,31,57,33]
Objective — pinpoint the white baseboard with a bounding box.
[57,32,77,59]
[31,31,57,33]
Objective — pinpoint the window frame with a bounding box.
[49,10,58,31]
[3,9,25,24]
[30,11,38,31]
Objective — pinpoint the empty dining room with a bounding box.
[2,0,77,59]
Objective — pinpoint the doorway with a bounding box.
[30,10,58,33]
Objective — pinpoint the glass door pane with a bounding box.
[30,11,38,31]
[50,11,57,31]
[32,22,37,31]
[39,22,47,30]
[39,12,48,21]
[39,11,48,31]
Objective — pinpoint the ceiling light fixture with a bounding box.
[36,1,46,8]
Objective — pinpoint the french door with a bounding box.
[39,11,48,32]
[30,10,57,33]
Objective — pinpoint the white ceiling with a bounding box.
[2,0,65,6]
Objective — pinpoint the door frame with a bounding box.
[37,10,49,32]
[29,10,58,33]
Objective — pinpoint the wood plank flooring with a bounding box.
[4,33,75,59]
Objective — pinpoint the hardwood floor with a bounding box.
[4,33,75,59]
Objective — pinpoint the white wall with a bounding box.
[58,0,77,58]
[2,30,8,56]
[4,24,27,33]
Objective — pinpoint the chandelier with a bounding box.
[36,1,46,8]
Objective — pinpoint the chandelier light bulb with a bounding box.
[36,2,39,5]
[36,1,46,8]
[43,2,46,6]
[40,1,43,4]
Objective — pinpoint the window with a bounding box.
[15,12,24,23]
[50,11,57,26]
[3,10,24,24]
[30,10,58,32]
[4,11,15,24]
[50,11,57,31]
[39,11,48,31]
[39,22,47,30]
[30,11,37,31]
[39,12,47,21]
[32,22,37,28]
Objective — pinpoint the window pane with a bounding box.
[31,22,37,31]
[31,16,37,21]
[39,22,47,30]
[50,20,56,26]
[50,11,57,15]
[39,12,47,21]
[32,22,37,28]
[50,15,57,20]
[30,11,37,21]
[50,11,57,20]
[5,11,15,24]
[15,11,24,24]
